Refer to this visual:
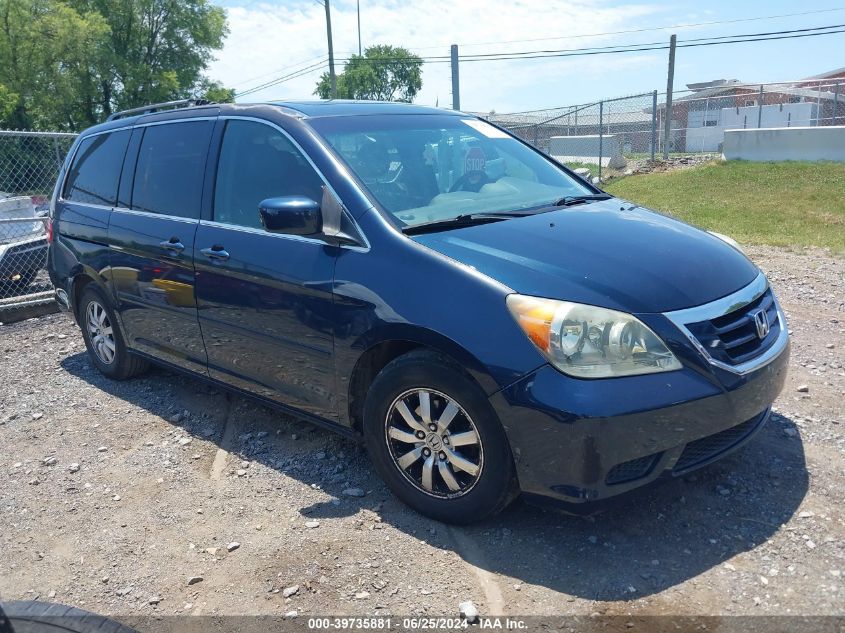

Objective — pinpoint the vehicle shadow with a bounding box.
[61,353,808,602]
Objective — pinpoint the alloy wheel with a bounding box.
[384,388,483,498]
[86,300,116,365]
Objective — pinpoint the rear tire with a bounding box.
[0,601,140,633]
[77,285,148,380]
[363,350,517,524]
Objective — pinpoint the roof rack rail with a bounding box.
[106,98,212,121]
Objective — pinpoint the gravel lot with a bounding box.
[1,245,843,623]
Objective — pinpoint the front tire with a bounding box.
[77,285,148,380]
[363,350,517,524]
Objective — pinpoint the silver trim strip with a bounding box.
[197,218,367,251]
[664,273,789,375]
[110,207,199,224]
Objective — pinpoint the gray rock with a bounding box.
[187,576,203,586]
[148,596,162,605]
[355,591,370,600]
[342,487,366,498]
[97,446,108,452]
[283,585,299,598]
[227,541,240,552]
[42,456,57,466]
[459,600,479,623]
[68,463,80,473]
[305,520,320,529]
[796,384,809,393]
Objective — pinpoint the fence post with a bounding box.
[757,84,763,128]
[663,34,676,160]
[533,123,539,149]
[598,100,604,182]
[651,90,657,161]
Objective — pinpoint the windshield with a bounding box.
[308,114,594,227]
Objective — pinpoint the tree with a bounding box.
[315,45,422,102]
[201,80,235,104]
[0,0,231,130]
[0,0,110,129]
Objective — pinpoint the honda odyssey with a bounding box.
[47,100,789,524]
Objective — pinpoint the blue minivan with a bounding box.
[47,100,789,523]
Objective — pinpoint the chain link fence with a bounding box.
[0,130,77,322]
[480,78,843,179]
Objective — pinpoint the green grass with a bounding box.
[561,161,598,173]
[604,160,845,251]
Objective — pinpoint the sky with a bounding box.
[208,0,845,113]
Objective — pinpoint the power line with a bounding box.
[455,25,845,63]
[229,54,331,88]
[405,6,845,51]
[442,23,845,61]
[237,61,329,97]
[329,23,845,64]
[234,23,845,96]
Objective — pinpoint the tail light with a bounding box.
[46,218,53,243]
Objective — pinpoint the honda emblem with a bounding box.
[753,309,770,339]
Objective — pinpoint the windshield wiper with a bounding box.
[402,211,531,235]
[552,194,612,207]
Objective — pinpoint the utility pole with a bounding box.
[324,0,337,98]
[663,33,676,160]
[450,44,460,110]
[357,0,362,56]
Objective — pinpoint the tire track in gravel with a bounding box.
[448,526,506,615]
[209,393,236,481]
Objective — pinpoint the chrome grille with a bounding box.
[684,287,781,365]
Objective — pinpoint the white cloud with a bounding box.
[209,0,671,112]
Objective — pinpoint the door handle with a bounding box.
[201,245,230,261]
[159,237,185,253]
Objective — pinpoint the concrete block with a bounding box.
[723,126,845,162]
[549,135,627,169]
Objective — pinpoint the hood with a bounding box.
[411,199,759,313]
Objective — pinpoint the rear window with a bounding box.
[64,130,131,206]
[131,121,213,219]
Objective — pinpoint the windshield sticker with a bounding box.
[461,119,510,139]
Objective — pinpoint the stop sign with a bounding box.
[464,147,486,174]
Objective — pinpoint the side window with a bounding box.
[213,120,324,229]
[131,120,213,219]
[64,130,130,206]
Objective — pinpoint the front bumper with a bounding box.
[490,302,790,508]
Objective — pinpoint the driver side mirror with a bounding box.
[258,197,322,236]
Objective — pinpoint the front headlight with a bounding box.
[506,295,682,378]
